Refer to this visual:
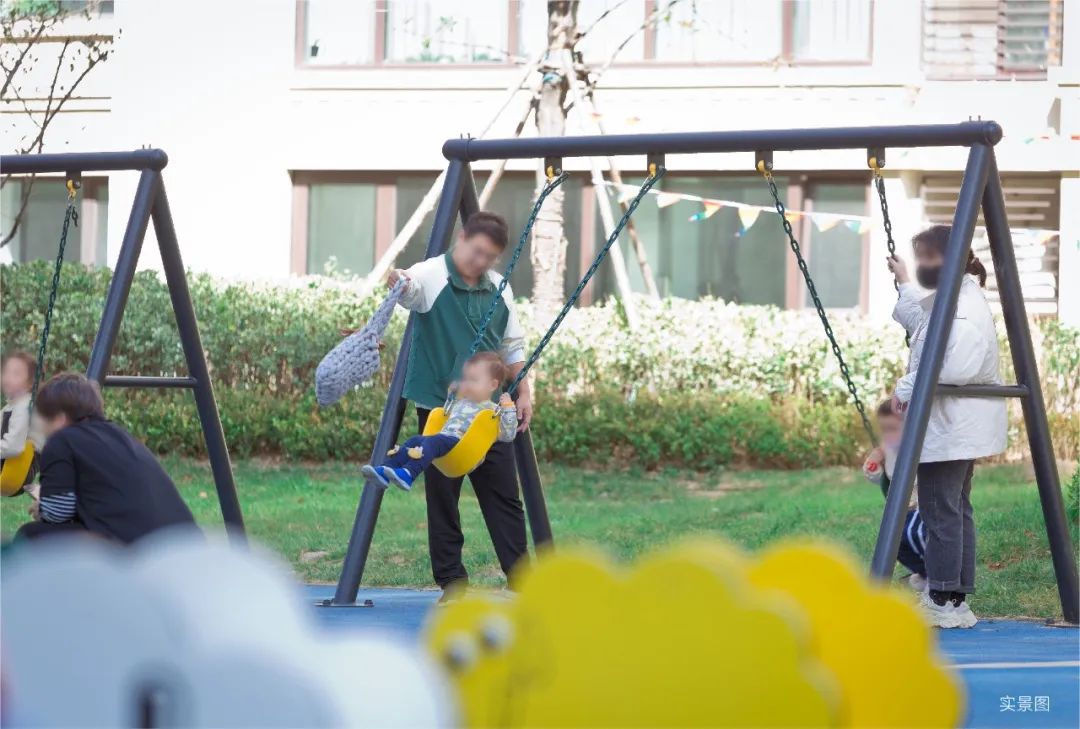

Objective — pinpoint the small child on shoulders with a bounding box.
[863,399,927,591]
[363,352,518,491]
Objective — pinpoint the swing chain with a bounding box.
[30,177,80,412]
[759,165,877,446]
[869,153,910,347]
[464,171,569,363]
[507,166,666,394]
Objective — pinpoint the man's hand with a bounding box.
[891,392,909,417]
[515,390,533,432]
[387,269,409,289]
[887,256,910,285]
[499,393,514,408]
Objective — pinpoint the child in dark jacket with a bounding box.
[14,373,196,545]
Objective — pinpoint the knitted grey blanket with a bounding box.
[315,279,406,407]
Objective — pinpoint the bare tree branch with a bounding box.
[1,1,112,248]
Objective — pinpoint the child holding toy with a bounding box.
[1,351,45,495]
[863,399,926,591]
[364,352,518,491]
[14,372,197,544]
[887,224,1006,629]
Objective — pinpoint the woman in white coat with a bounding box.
[888,225,1007,628]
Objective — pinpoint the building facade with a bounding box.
[2,1,1076,323]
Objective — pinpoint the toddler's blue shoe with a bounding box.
[385,467,415,492]
[361,464,390,488]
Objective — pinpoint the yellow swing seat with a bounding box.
[422,407,501,478]
[1,442,38,497]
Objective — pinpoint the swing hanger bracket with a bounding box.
[867,147,886,173]
[64,170,82,200]
[646,153,665,178]
[754,150,773,175]
[543,157,563,181]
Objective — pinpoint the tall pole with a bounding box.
[330,161,470,606]
[982,152,1078,623]
[870,144,991,579]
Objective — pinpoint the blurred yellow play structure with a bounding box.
[426,539,963,728]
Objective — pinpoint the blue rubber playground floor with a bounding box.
[306,586,1080,729]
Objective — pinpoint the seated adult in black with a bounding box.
[14,373,196,544]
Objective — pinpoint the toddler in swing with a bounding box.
[363,351,518,491]
[2,351,45,498]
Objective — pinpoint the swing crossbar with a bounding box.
[1,149,168,174]
[442,121,1003,161]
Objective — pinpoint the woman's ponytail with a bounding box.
[967,250,988,287]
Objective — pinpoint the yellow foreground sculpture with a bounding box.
[425,539,963,728]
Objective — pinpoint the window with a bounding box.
[0,179,107,266]
[654,0,871,64]
[594,176,790,306]
[384,0,509,64]
[791,0,872,62]
[593,174,867,309]
[306,182,377,275]
[800,183,866,309]
[654,1,784,63]
[302,0,375,66]
[922,0,1064,79]
[519,0,645,63]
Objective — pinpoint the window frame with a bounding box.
[294,0,875,70]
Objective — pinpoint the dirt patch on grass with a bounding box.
[683,473,769,499]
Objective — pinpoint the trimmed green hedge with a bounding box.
[2,262,1076,468]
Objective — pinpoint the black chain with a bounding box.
[508,167,666,394]
[30,188,78,412]
[872,167,910,347]
[761,169,877,446]
[465,171,569,360]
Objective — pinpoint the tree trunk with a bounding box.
[530,1,577,323]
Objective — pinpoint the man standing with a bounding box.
[389,211,532,600]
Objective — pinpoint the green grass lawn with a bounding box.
[2,460,1076,620]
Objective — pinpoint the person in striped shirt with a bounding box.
[863,399,927,591]
[15,373,195,544]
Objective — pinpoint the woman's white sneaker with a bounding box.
[918,591,962,628]
[951,601,978,628]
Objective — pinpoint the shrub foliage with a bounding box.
[2,262,1076,468]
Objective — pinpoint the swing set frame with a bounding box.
[331,120,1077,624]
[0,150,246,544]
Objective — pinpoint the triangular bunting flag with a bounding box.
[737,207,761,229]
[858,219,872,234]
[656,192,681,208]
[617,188,636,204]
[814,215,840,232]
[784,212,801,224]
[689,201,723,222]
[843,219,862,233]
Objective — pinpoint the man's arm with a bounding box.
[38,438,77,524]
